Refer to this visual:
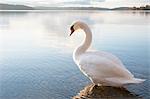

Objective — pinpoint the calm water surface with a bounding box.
[0,10,150,99]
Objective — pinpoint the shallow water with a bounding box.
[0,10,150,99]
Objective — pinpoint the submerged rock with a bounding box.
[73,84,139,99]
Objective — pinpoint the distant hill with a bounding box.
[0,4,109,10]
[34,6,109,10]
[112,7,131,10]
[0,3,34,10]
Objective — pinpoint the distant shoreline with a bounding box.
[0,9,150,13]
[0,3,150,11]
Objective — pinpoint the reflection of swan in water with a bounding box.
[73,84,139,99]
[70,21,145,87]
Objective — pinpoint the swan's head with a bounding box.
[70,21,87,36]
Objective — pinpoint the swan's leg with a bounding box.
[88,77,102,93]
[88,84,96,94]
[88,82,100,93]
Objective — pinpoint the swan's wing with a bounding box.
[78,53,134,79]
[88,51,124,66]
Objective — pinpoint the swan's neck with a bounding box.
[73,25,92,60]
[81,27,92,52]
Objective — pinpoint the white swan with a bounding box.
[70,21,145,87]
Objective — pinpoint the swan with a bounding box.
[69,21,145,87]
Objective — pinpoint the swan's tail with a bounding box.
[105,77,145,86]
[128,78,146,84]
[122,78,145,85]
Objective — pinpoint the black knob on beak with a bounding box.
[70,25,74,36]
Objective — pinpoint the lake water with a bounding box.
[0,10,149,99]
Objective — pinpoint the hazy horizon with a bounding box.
[0,0,149,8]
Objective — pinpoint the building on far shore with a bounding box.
[132,5,150,10]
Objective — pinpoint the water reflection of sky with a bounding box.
[0,11,150,99]
[0,11,149,52]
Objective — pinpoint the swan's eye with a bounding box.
[70,25,75,36]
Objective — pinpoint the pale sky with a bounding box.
[0,0,149,8]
